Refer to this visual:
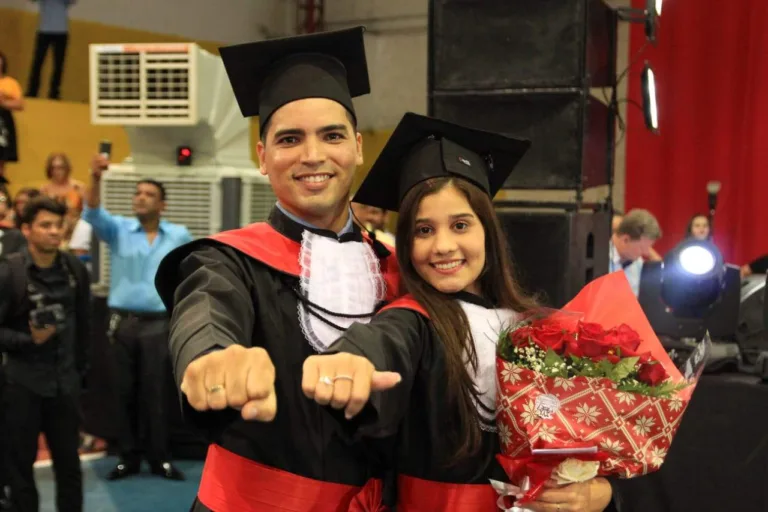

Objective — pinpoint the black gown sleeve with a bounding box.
[167,244,256,389]
[0,260,35,352]
[326,308,431,437]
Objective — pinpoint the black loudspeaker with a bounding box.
[428,0,616,191]
[433,93,611,190]
[430,0,616,90]
[497,210,610,307]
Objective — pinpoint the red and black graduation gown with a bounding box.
[327,292,506,511]
[155,206,399,512]
[331,294,623,512]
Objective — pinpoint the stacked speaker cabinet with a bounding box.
[428,0,618,306]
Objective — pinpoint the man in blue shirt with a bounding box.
[84,154,191,481]
[26,0,75,99]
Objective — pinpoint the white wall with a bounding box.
[0,0,294,44]
[324,0,429,131]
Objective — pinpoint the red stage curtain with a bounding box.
[625,0,768,265]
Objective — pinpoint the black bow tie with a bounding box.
[622,260,633,269]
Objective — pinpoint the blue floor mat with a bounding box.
[35,456,202,512]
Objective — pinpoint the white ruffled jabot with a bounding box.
[297,231,387,353]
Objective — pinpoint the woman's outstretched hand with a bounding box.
[302,353,401,419]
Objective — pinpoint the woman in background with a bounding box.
[0,52,24,180]
[685,213,711,241]
[40,152,84,210]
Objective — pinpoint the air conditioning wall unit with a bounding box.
[89,42,254,169]
[98,164,275,286]
[89,42,276,287]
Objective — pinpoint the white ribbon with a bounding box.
[489,477,534,512]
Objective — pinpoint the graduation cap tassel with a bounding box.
[370,230,392,259]
[485,154,495,173]
[350,204,392,260]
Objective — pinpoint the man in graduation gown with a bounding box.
[154,27,402,511]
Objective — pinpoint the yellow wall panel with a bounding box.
[4,99,129,195]
[0,8,220,104]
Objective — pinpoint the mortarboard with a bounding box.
[353,112,531,212]
[219,27,370,129]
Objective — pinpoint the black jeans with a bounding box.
[109,313,172,465]
[3,384,82,512]
[27,32,69,100]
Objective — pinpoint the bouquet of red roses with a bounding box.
[493,272,709,509]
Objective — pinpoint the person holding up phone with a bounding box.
[84,146,192,482]
[0,196,91,512]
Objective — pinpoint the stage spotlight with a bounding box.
[642,63,659,134]
[661,239,725,317]
[679,246,715,276]
[638,242,740,342]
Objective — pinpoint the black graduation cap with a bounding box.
[353,113,531,212]
[219,27,370,128]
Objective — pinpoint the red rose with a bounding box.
[510,325,535,348]
[637,352,653,364]
[578,322,605,342]
[612,324,642,353]
[637,361,669,386]
[576,322,613,358]
[528,321,571,353]
[564,339,584,358]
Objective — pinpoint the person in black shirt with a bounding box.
[0,197,90,512]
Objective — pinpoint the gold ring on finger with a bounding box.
[319,376,333,386]
[333,375,354,383]
[208,384,225,394]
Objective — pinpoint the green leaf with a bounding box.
[597,358,615,377]
[610,357,639,381]
[540,349,566,377]
[544,349,565,368]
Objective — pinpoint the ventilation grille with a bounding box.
[249,181,276,223]
[92,44,194,123]
[99,176,215,285]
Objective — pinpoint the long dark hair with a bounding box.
[395,177,536,464]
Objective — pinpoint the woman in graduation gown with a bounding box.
[303,113,616,511]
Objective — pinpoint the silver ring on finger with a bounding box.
[333,374,354,383]
[208,384,225,394]
[319,376,333,386]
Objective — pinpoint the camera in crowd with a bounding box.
[29,303,66,329]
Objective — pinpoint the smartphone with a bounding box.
[99,140,112,158]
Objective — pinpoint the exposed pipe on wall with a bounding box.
[296,0,325,34]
